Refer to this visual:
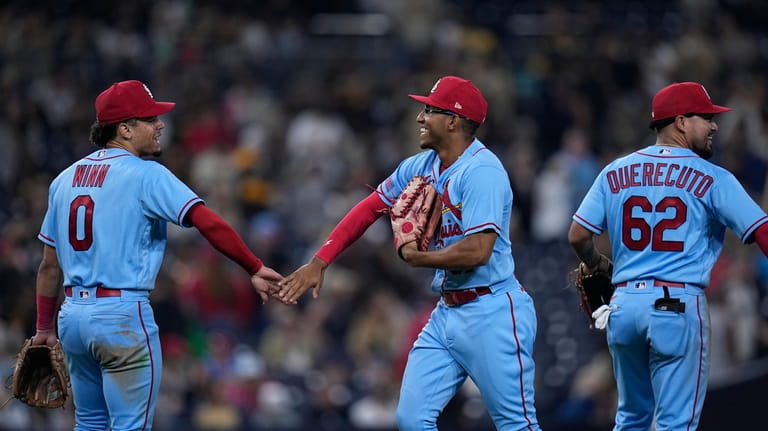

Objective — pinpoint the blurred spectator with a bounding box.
[345,289,409,371]
[177,246,262,334]
[3,1,768,429]
[257,305,328,378]
[531,126,599,242]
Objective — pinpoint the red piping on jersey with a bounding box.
[83,154,132,162]
[744,216,768,243]
[138,303,154,431]
[38,233,55,244]
[572,214,603,233]
[687,296,704,431]
[634,151,699,159]
[465,222,500,234]
[506,291,536,430]
[177,197,202,226]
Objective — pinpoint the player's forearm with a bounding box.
[401,232,494,269]
[36,264,61,298]
[36,245,62,331]
[568,221,601,268]
[187,204,263,274]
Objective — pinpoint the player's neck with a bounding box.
[106,140,138,157]
[655,133,688,149]
[440,137,473,170]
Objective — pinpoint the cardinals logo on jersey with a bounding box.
[441,179,462,220]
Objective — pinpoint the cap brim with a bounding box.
[139,101,176,118]
[408,94,430,104]
[702,104,731,114]
[409,94,455,113]
[649,104,731,130]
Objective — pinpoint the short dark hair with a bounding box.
[648,112,698,132]
[460,118,481,138]
[89,121,117,147]
[89,119,140,147]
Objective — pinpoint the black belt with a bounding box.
[442,287,491,307]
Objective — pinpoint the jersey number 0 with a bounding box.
[622,195,686,252]
[69,195,94,251]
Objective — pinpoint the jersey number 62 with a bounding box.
[622,195,686,252]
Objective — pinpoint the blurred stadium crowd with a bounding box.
[1,0,768,430]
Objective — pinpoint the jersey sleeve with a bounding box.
[459,164,509,236]
[375,153,436,207]
[38,180,61,247]
[572,166,609,234]
[708,171,768,243]
[141,162,203,227]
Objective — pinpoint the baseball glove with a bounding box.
[573,257,615,328]
[390,175,442,256]
[10,339,70,408]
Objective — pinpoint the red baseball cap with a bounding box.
[408,76,488,124]
[95,80,176,124]
[650,82,730,124]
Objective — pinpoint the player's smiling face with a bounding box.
[687,113,717,159]
[416,105,452,150]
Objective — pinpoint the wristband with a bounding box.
[36,294,58,331]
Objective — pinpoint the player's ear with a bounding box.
[674,115,688,132]
[117,121,133,139]
[446,115,461,131]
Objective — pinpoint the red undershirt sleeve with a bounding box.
[186,203,263,275]
[315,192,389,265]
[755,222,768,257]
[36,294,58,331]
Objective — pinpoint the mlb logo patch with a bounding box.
[384,177,394,192]
[79,291,90,298]
[633,281,647,289]
[659,148,672,155]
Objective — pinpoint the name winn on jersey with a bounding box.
[72,164,111,188]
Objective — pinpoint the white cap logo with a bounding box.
[430,79,441,94]
[142,83,154,99]
[699,84,711,101]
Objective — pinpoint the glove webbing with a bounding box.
[392,180,429,218]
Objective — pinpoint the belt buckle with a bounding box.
[443,289,479,307]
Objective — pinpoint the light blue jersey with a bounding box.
[574,145,768,287]
[377,139,539,431]
[376,139,519,293]
[574,144,768,430]
[38,148,202,290]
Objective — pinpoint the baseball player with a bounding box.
[32,80,284,431]
[278,76,541,430]
[568,81,768,430]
